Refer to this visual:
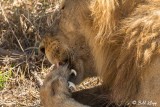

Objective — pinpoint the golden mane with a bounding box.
[90,0,143,41]
[89,0,160,103]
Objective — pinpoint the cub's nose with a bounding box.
[39,44,45,54]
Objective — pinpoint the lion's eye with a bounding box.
[55,49,60,54]
[60,0,65,10]
[61,5,65,10]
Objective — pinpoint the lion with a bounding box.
[40,0,160,106]
[40,66,89,107]
[39,33,96,84]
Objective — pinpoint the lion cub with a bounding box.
[40,66,89,107]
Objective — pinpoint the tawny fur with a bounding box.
[40,0,160,106]
[89,0,160,103]
[40,66,89,107]
[39,33,96,84]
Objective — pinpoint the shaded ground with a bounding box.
[0,1,101,106]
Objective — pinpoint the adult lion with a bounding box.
[40,0,160,106]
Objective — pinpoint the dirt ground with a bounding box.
[0,0,101,106]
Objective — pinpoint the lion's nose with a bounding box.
[39,45,45,54]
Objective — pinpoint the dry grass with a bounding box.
[0,0,55,106]
[0,0,101,106]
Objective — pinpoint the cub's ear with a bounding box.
[50,77,68,95]
[50,79,60,95]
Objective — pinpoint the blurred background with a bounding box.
[0,0,56,106]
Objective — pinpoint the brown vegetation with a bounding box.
[0,1,100,106]
[0,0,56,106]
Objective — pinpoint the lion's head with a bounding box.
[39,0,141,85]
[39,0,160,105]
[39,32,96,84]
[39,0,97,84]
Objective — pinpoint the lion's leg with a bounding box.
[73,86,103,106]
[72,86,117,107]
[135,55,160,107]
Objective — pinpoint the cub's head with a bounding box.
[40,66,73,106]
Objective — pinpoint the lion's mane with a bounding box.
[40,0,160,105]
[89,0,160,103]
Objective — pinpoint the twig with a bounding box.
[30,70,43,87]
[41,56,45,72]
[0,48,12,56]
[0,48,23,56]
[0,3,24,52]
[24,47,39,51]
